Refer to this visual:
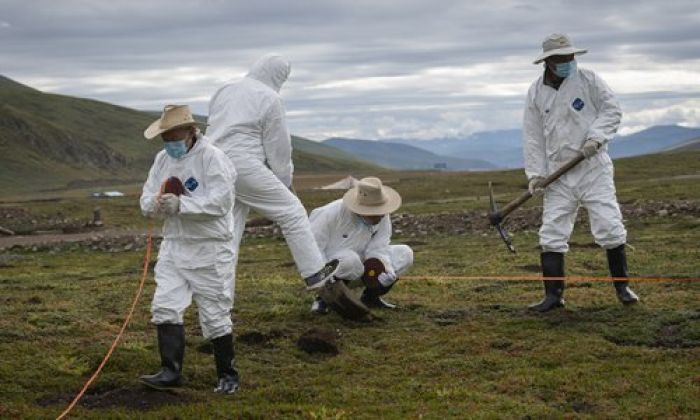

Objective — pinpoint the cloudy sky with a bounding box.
[2,0,699,140]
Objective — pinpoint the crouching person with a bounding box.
[309,177,413,313]
[139,105,239,394]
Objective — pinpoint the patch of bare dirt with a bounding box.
[296,328,339,355]
[36,386,191,411]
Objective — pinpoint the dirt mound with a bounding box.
[36,385,191,411]
[296,328,339,355]
[0,206,92,235]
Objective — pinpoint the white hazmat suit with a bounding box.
[523,67,626,253]
[140,134,237,340]
[309,199,413,286]
[207,54,326,279]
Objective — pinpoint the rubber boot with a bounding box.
[211,334,240,395]
[607,244,640,305]
[528,252,566,312]
[361,281,397,309]
[140,324,185,390]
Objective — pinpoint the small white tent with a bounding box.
[317,176,358,190]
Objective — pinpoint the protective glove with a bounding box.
[582,139,601,158]
[377,270,397,287]
[528,176,545,197]
[158,193,180,216]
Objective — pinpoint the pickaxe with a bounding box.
[488,149,594,253]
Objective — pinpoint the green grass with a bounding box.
[1,150,699,418]
[0,218,698,418]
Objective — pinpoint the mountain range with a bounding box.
[324,138,496,171]
[2,74,698,195]
[341,125,700,169]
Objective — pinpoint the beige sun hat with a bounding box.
[343,177,402,216]
[144,104,205,140]
[533,33,587,64]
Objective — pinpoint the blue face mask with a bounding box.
[163,140,188,159]
[553,60,577,78]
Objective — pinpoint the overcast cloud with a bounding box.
[1,0,699,139]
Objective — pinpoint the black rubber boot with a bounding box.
[310,296,329,314]
[361,281,397,309]
[528,252,566,312]
[211,334,240,395]
[607,244,640,305]
[140,324,185,390]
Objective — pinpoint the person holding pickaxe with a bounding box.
[521,33,639,312]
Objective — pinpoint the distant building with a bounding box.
[91,191,125,198]
[434,163,448,170]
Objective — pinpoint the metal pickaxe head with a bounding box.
[488,182,516,253]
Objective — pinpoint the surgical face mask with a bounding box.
[360,215,382,226]
[553,60,577,78]
[163,139,188,159]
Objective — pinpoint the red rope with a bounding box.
[56,228,153,420]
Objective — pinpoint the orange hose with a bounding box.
[402,275,700,283]
[56,227,153,420]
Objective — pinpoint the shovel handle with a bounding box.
[497,152,586,219]
[539,152,586,189]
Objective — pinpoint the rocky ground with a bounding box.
[1,199,698,254]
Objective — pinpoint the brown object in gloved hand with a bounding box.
[161,176,186,196]
[362,258,385,291]
[317,280,370,321]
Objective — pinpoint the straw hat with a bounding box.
[343,177,402,216]
[533,33,587,64]
[144,104,205,140]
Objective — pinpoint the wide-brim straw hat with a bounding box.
[144,104,205,140]
[533,33,587,64]
[343,177,402,216]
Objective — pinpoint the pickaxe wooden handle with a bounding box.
[488,150,590,252]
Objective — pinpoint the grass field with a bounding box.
[0,152,699,418]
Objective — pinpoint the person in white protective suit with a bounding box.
[206,53,337,290]
[308,177,414,313]
[139,105,239,394]
[522,33,639,312]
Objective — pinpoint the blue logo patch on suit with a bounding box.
[185,177,199,192]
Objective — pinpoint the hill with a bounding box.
[324,138,496,171]
[291,135,383,173]
[0,75,382,194]
[384,129,523,168]
[663,136,700,153]
[608,125,700,158]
